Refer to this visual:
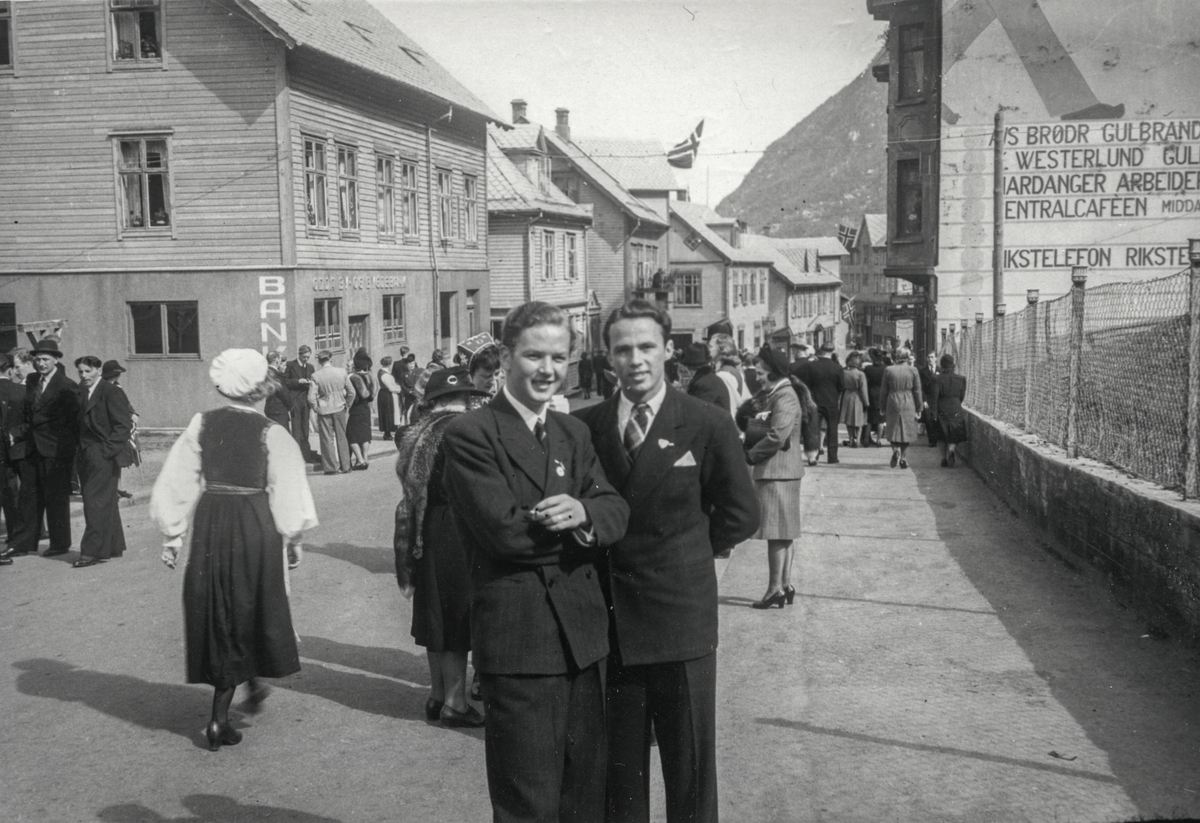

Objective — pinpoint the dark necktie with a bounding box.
[533,418,547,452]
[624,403,650,460]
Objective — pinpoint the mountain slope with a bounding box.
[718,57,887,238]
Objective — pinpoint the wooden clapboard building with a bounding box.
[0,0,495,427]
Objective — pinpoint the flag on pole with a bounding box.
[667,120,704,169]
[837,221,859,251]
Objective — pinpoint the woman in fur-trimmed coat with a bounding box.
[394,366,489,728]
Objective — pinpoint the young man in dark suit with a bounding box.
[574,300,760,823]
[791,342,845,464]
[73,355,135,567]
[442,301,630,823]
[283,345,318,463]
[8,339,80,558]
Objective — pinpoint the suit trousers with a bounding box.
[290,401,315,459]
[481,662,607,823]
[317,410,350,473]
[78,443,126,560]
[14,452,73,552]
[606,652,718,823]
[817,405,839,463]
[1,458,20,548]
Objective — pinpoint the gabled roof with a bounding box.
[492,123,545,153]
[573,138,681,193]
[862,214,887,248]
[486,129,591,222]
[774,236,849,259]
[543,131,667,229]
[234,0,497,120]
[671,201,772,266]
[740,235,842,288]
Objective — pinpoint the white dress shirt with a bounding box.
[616,381,667,437]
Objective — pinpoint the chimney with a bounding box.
[511,99,527,124]
[555,108,571,142]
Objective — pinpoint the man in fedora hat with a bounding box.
[6,338,80,558]
[791,341,844,465]
[680,341,730,413]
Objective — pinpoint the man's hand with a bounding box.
[528,494,590,533]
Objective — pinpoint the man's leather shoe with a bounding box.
[72,557,103,568]
[43,548,69,557]
[0,556,12,566]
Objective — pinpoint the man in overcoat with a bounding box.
[792,342,844,464]
[283,345,318,463]
[0,353,25,561]
[443,301,630,823]
[9,338,80,557]
[574,300,759,823]
[74,355,135,567]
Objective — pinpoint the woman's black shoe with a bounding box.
[440,704,485,728]
[424,697,444,721]
[784,586,796,605]
[205,721,242,751]
[890,453,899,468]
[752,592,787,610]
[899,459,908,469]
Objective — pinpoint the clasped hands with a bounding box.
[525,494,589,532]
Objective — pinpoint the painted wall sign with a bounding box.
[312,274,407,292]
[260,275,287,354]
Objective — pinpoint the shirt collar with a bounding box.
[503,385,547,432]
[617,381,667,432]
[87,381,100,399]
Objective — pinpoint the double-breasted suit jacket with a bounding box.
[575,386,759,666]
[442,391,630,676]
[13,366,79,553]
[24,367,80,460]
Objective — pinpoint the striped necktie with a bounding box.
[624,403,650,460]
[533,418,547,453]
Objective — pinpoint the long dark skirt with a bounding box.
[183,491,299,688]
[411,504,471,653]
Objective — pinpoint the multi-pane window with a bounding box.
[674,271,701,306]
[750,272,758,305]
[111,0,161,64]
[383,294,406,342]
[314,298,343,350]
[566,234,578,279]
[304,138,327,229]
[897,158,923,238]
[0,2,12,70]
[463,174,479,243]
[543,231,557,279]
[400,161,419,238]
[898,24,925,102]
[437,169,453,240]
[129,302,198,355]
[376,156,395,238]
[759,269,766,304]
[116,137,170,230]
[337,145,359,231]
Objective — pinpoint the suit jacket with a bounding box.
[24,367,80,459]
[793,357,844,408]
[443,392,630,676]
[307,364,353,415]
[745,382,806,480]
[575,387,759,666]
[264,367,293,419]
[686,366,731,413]
[78,379,135,460]
[283,359,315,402]
[0,379,27,461]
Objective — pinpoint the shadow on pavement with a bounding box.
[910,454,1200,816]
[307,542,394,576]
[97,794,343,822]
[14,659,209,746]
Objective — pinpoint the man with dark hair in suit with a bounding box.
[8,338,80,558]
[443,301,630,823]
[283,345,319,463]
[0,353,24,563]
[792,342,845,464]
[73,355,135,568]
[575,299,759,823]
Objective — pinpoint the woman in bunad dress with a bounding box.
[150,349,317,752]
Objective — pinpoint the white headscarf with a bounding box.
[210,348,268,399]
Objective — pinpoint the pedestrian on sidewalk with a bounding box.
[792,342,844,464]
[283,346,320,465]
[150,348,317,752]
[0,353,26,560]
[577,350,593,399]
[73,355,134,568]
[101,360,139,501]
[880,347,923,469]
[376,356,399,441]
[710,332,751,419]
[928,354,968,468]
[839,351,870,449]
[346,349,375,471]
[263,352,292,430]
[918,352,939,447]
[862,348,887,446]
[741,345,805,610]
[393,366,490,729]
[308,350,354,475]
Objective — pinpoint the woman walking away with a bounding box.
[929,353,968,467]
[862,349,886,446]
[738,346,806,610]
[150,349,317,751]
[880,348,923,469]
[839,351,870,449]
[346,349,375,470]
[394,366,489,727]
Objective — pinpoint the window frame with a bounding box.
[107,0,166,73]
[543,230,557,279]
[127,300,200,359]
[895,156,924,240]
[463,173,479,244]
[337,143,360,235]
[382,293,406,342]
[0,1,16,76]
[674,270,702,307]
[437,168,453,241]
[303,136,329,233]
[399,159,420,240]
[313,297,344,352]
[897,23,925,104]
[566,233,578,279]
[376,154,396,240]
[111,132,176,239]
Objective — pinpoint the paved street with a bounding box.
[4,433,1200,822]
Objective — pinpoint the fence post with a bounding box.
[993,303,1006,416]
[974,313,984,410]
[1186,240,1200,498]
[1024,290,1039,430]
[1066,267,1087,457]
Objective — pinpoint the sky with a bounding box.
[370,0,887,207]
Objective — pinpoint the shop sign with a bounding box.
[312,274,407,292]
[260,276,287,353]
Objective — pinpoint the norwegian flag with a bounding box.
[667,120,704,169]
[837,221,859,251]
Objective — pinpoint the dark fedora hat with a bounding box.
[101,359,126,379]
[423,366,489,404]
[678,342,710,369]
[31,338,63,359]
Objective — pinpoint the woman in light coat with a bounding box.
[839,351,870,448]
[879,348,923,469]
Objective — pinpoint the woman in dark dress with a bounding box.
[394,366,489,728]
[151,349,317,751]
[346,348,375,470]
[862,349,887,446]
[929,353,968,468]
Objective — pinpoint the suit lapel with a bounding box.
[491,393,548,493]
[543,413,572,498]
[592,395,630,488]
[85,379,102,413]
[625,387,685,495]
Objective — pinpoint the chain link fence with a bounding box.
[947,268,1192,491]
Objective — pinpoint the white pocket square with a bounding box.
[673,451,697,467]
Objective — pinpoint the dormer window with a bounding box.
[110,0,162,66]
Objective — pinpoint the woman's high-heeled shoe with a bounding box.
[752,592,787,610]
[205,720,242,751]
[424,697,445,721]
[784,586,796,605]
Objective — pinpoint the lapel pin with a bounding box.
[554,459,565,477]
[658,439,674,449]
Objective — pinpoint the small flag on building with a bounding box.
[837,221,859,251]
[667,120,704,169]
